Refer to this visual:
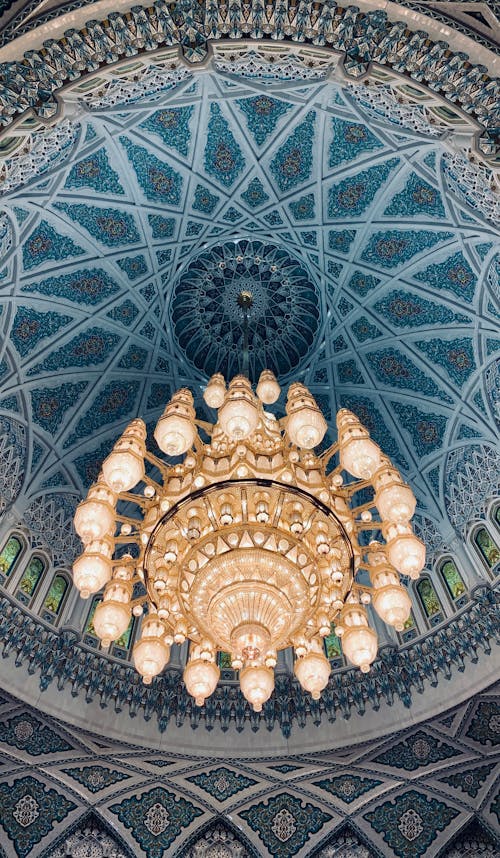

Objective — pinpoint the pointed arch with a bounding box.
[40,809,137,858]
[308,822,384,857]
[436,816,500,857]
[174,816,261,858]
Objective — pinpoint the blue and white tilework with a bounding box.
[0,63,498,732]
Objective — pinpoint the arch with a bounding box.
[41,809,136,858]
[83,596,101,645]
[397,608,419,644]
[0,533,25,583]
[492,501,500,534]
[435,817,499,857]
[110,614,136,658]
[438,557,468,608]
[471,524,500,575]
[415,576,445,627]
[40,572,71,623]
[0,2,497,162]
[324,624,344,669]
[14,553,47,607]
[174,817,261,858]
[0,415,27,512]
[309,822,381,857]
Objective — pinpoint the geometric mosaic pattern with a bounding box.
[110,786,203,858]
[364,789,460,858]
[0,684,497,857]
[186,767,257,802]
[0,1,499,166]
[313,773,382,804]
[0,66,498,567]
[465,701,500,746]
[62,765,129,793]
[373,730,461,771]
[0,712,72,756]
[240,792,332,857]
[438,762,497,798]
[0,775,76,858]
[0,29,498,747]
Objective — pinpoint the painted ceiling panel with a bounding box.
[0,65,499,559]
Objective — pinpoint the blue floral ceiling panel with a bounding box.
[0,67,499,554]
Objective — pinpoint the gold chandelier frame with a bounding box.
[72,293,425,712]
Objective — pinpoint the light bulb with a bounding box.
[374,466,416,523]
[256,370,280,405]
[102,418,146,492]
[341,625,378,672]
[183,658,219,706]
[155,389,197,456]
[74,481,116,543]
[337,409,381,479]
[372,584,411,631]
[239,665,274,712]
[294,651,331,699]
[72,536,113,596]
[93,600,131,646]
[339,603,378,672]
[203,373,226,409]
[132,615,170,684]
[384,524,426,578]
[218,376,259,440]
[286,383,327,449]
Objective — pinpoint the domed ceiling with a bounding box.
[0,28,498,750]
[1,64,499,554]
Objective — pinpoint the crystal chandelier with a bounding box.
[72,293,424,712]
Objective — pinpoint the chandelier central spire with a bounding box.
[237,289,253,378]
[72,298,424,713]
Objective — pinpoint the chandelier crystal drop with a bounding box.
[73,306,424,711]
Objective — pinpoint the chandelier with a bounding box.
[72,292,424,712]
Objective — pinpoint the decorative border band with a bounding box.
[0,1,498,155]
[0,586,497,736]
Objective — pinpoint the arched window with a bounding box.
[324,624,343,668]
[0,534,23,583]
[41,573,69,622]
[398,610,418,643]
[111,616,135,659]
[217,651,233,670]
[473,526,500,573]
[416,577,444,626]
[15,555,46,606]
[83,596,101,648]
[440,557,468,607]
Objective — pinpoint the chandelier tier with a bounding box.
[73,298,424,712]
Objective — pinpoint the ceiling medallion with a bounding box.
[170,239,320,378]
[72,293,424,713]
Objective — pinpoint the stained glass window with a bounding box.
[398,609,418,642]
[0,536,22,578]
[440,559,466,601]
[416,578,442,619]
[495,506,500,528]
[324,626,342,660]
[113,617,134,651]
[43,574,68,615]
[84,597,101,636]
[402,612,416,631]
[218,651,233,669]
[17,556,45,599]
[474,527,500,569]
